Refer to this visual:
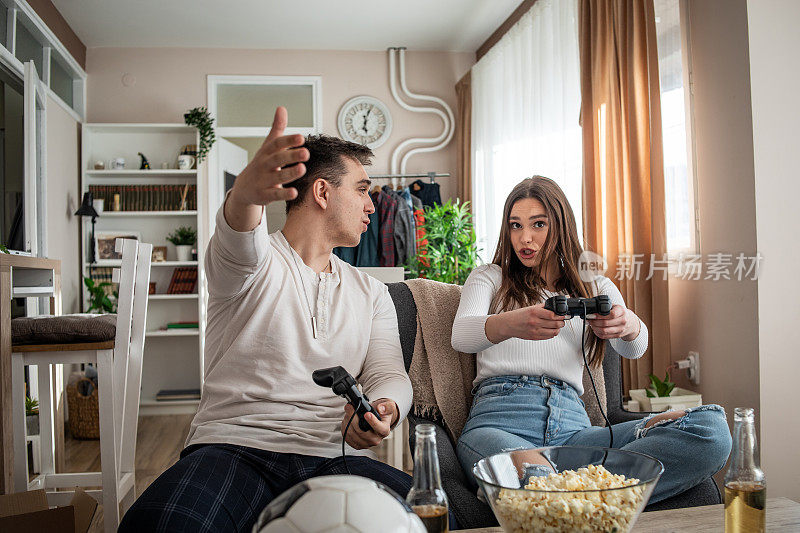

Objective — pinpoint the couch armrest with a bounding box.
[407,414,498,529]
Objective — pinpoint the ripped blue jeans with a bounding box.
[456,375,732,504]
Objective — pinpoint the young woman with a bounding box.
[452,177,731,504]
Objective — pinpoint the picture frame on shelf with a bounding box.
[152,246,167,262]
[94,230,141,264]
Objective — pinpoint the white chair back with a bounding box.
[111,239,151,477]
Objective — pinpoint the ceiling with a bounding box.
[51,0,523,52]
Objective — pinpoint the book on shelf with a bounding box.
[87,266,117,296]
[167,266,197,294]
[155,388,201,401]
[166,321,199,329]
[88,184,196,212]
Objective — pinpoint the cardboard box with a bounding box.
[0,487,97,533]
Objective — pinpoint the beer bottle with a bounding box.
[406,424,449,533]
[724,407,766,533]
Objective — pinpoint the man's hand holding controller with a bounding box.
[225,107,309,232]
[342,399,399,450]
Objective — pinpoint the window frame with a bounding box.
[657,0,701,259]
[0,0,87,121]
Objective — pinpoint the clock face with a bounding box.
[337,96,392,149]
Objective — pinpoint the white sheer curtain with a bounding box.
[471,0,582,263]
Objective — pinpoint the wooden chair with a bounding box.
[11,239,151,533]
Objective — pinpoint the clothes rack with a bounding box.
[369,172,450,183]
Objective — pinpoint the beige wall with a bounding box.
[747,0,800,500]
[667,0,759,424]
[85,48,474,205]
[45,96,81,313]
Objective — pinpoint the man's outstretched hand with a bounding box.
[341,399,399,450]
[225,107,309,231]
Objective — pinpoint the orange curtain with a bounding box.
[579,0,671,393]
[455,71,472,207]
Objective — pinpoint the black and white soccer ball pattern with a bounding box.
[253,475,427,533]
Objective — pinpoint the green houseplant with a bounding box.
[83,276,118,313]
[183,106,216,163]
[167,225,197,262]
[646,371,676,398]
[25,396,39,435]
[407,200,479,285]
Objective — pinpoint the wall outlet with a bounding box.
[675,351,700,385]
[687,351,700,385]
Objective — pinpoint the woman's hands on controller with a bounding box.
[587,305,641,341]
[484,304,566,343]
[341,398,398,450]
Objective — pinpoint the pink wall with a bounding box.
[667,0,759,414]
[86,48,474,203]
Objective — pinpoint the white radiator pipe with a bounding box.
[388,48,452,178]
[397,48,455,174]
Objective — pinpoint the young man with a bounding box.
[120,108,413,531]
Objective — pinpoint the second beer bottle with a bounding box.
[406,424,449,533]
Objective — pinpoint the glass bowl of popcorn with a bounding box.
[473,446,664,533]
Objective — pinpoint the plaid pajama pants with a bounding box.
[118,443,417,532]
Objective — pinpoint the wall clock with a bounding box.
[337,96,392,149]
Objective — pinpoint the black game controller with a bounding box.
[312,366,382,433]
[544,295,613,318]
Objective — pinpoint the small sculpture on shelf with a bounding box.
[138,152,151,170]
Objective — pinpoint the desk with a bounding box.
[0,254,62,494]
[462,496,800,532]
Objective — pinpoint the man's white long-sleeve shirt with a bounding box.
[185,198,412,458]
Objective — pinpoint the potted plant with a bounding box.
[406,200,479,285]
[629,371,702,412]
[26,396,39,435]
[83,277,118,313]
[183,106,216,163]
[167,226,197,262]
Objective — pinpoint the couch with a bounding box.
[386,282,722,529]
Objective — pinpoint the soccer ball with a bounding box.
[253,475,427,533]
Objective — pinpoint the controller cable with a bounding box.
[580,301,614,450]
[341,411,357,475]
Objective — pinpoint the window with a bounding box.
[216,84,314,128]
[0,0,86,119]
[471,0,582,263]
[654,0,698,254]
[49,55,73,106]
[14,20,42,75]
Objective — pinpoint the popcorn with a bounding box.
[492,464,645,533]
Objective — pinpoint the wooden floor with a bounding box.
[63,414,194,532]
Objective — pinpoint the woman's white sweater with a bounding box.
[451,264,648,394]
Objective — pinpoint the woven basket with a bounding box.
[67,378,100,439]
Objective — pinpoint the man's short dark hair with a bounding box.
[285,135,373,213]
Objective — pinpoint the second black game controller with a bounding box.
[312,366,382,433]
[544,295,613,318]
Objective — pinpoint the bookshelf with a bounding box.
[81,124,206,415]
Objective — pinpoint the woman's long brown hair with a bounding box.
[490,176,605,368]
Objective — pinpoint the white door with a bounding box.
[200,137,248,381]
[209,138,248,237]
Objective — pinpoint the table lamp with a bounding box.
[75,192,99,264]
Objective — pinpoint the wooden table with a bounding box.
[463,497,800,532]
[0,254,62,494]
